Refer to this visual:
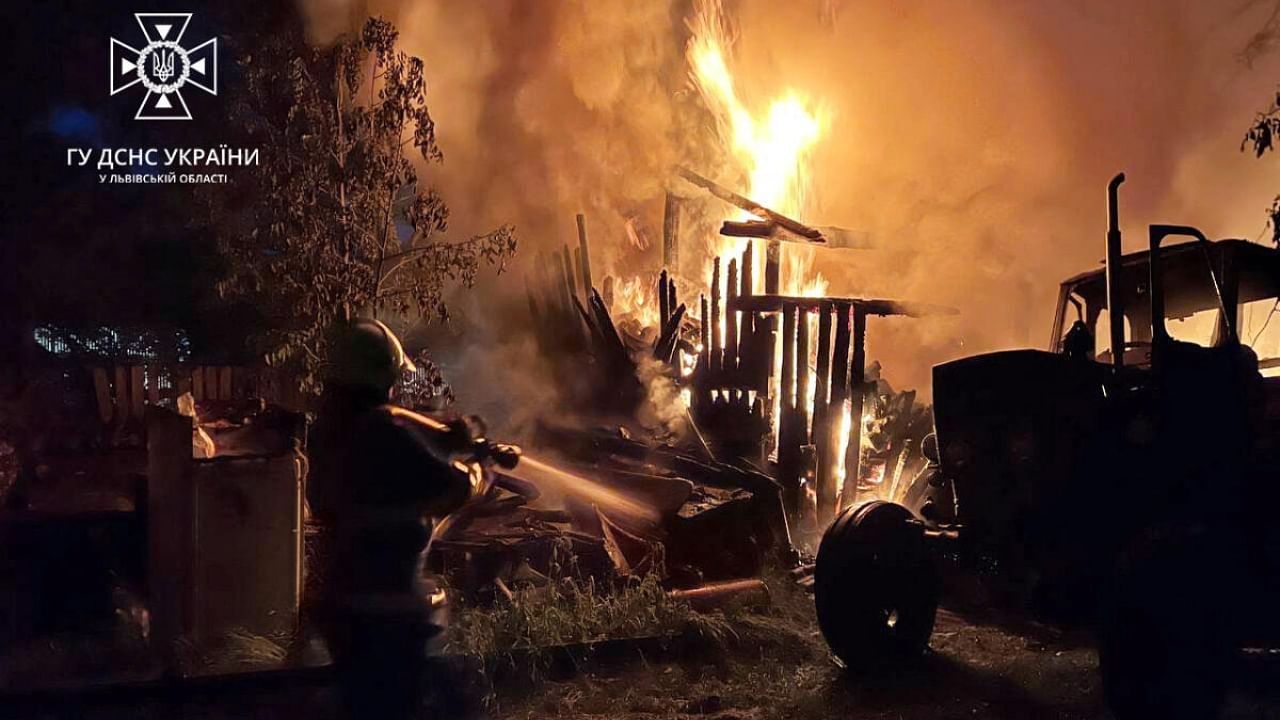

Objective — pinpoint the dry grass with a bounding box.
[446,573,734,659]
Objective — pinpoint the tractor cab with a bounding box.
[1050,237,1280,374]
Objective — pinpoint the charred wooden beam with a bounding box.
[662,192,681,273]
[778,303,800,515]
[797,307,812,448]
[700,293,710,371]
[812,303,835,522]
[844,308,868,508]
[574,246,585,297]
[526,274,546,351]
[825,303,852,522]
[711,257,723,374]
[726,258,739,373]
[655,303,686,364]
[577,213,593,294]
[677,166,824,243]
[659,269,671,325]
[765,241,781,295]
[731,295,959,318]
[562,245,578,301]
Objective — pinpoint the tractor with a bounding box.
[814,174,1280,719]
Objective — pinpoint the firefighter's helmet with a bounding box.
[325,318,417,391]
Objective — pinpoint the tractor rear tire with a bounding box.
[815,500,939,671]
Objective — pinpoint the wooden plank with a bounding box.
[92,367,113,425]
[700,293,710,372]
[797,308,811,446]
[129,366,145,420]
[561,245,578,301]
[677,166,824,243]
[574,247,585,302]
[219,366,232,400]
[192,366,205,401]
[662,192,680,272]
[778,304,800,516]
[826,303,852,521]
[844,309,868,508]
[765,240,781,295]
[205,367,220,401]
[726,259,739,373]
[659,269,670,325]
[667,278,676,323]
[576,213,593,294]
[113,366,128,425]
[732,294,958,317]
[147,365,161,405]
[711,258,722,374]
[812,303,835,522]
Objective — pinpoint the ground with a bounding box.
[9,575,1280,720]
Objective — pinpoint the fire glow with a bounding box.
[686,0,829,297]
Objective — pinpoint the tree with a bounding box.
[1242,1,1280,245]
[1244,87,1280,246]
[214,16,516,393]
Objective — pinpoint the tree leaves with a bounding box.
[211,16,517,395]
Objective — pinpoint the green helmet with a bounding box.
[325,318,417,392]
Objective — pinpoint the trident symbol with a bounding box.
[152,49,175,82]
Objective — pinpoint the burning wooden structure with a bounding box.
[690,240,956,527]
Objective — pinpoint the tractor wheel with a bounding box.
[1098,529,1233,720]
[814,500,939,671]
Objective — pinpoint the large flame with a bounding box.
[687,0,829,298]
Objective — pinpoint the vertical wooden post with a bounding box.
[765,240,781,294]
[574,247,585,298]
[740,243,755,379]
[826,303,852,520]
[576,213,593,293]
[93,367,113,425]
[779,303,799,514]
[667,280,677,324]
[844,308,868,508]
[700,293,710,372]
[129,366,145,420]
[218,366,233,400]
[659,269,670,325]
[561,245,578,301]
[726,259,739,373]
[146,365,161,406]
[812,303,835,523]
[711,258,722,374]
[796,308,811,446]
[662,192,681,274]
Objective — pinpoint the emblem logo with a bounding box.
[110,13,217,120]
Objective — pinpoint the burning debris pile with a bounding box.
[431,422,790,603]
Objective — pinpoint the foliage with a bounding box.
[447,573,720,659]
[214,17,516,393]
[394,348,456,410]
[1244,88,1280,246]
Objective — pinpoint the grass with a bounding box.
[446,572,735,659]
[172,629,290,677]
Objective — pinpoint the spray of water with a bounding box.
[503,454,660,524]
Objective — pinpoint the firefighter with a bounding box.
[307,318,476,720]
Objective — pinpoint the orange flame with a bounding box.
[610,275,660,329]
[686,0,829,297]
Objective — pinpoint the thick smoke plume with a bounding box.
[298,0,1280,409]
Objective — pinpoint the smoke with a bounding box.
[296,0,1280,402]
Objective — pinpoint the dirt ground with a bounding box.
[8,578,1280,720]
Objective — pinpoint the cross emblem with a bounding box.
[110,13,217,121]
